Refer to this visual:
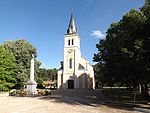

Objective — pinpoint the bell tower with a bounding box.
[63,13,81,88]
[57,13,95,89]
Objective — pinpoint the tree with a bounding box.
[37,68,57,81]
[37,68,48,81]
[94,0,150,97]
[93,39,108,88]
[36,78,44,89]
[47,68,57,81]
[3,39,41,88]
[140,0,150,96]
[0,46,17,91]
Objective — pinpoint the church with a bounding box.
[57,14,95,89]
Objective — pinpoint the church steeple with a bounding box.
[67,13,77,34]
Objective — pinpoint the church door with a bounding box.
[68,80,74,89]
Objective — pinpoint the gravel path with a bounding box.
[0,90,140,113]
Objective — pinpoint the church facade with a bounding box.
[57,14,95,89]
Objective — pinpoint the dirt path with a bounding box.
[0,90,140,113]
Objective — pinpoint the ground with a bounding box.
[0,89,141,113]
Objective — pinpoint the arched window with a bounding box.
[68,40,70,45]
[69,58,72,69]
[72,39,74,45]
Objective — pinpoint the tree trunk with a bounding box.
[141,84,149,99]
[144,84,149,95]
[139,84,142,94]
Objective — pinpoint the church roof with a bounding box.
[67,13,77,34]
[78,63,85,70]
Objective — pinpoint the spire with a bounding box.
[67,13,77,34]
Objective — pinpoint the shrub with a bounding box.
[37,89,51,96]
[9,89,17,96]
[9,89,28,96]
[19,89,28,96]
[37,89,46,96]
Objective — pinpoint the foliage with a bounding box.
[37,89,46,96]
[94,0,150,96]
[37,89,51,96]
[9,89,51,96]
[9,89,29,96]
[37,68,48,80]
[36,78,44,89]
[37,68,57,81]
[3,39,41,88]
[18,89,28,96]
[47,68,57,80]
[0,46,17,91]
[93,63,105,88]
[9,89,17,96]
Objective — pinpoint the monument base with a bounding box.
[27,80,37,95]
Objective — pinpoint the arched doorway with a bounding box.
[68,80,74,89]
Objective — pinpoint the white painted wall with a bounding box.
[57,33,95,89]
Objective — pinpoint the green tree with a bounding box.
[93,39,109,88]
[0,46,17,91]
[3,39,41,88]
[36,78,44,89]
[94,0,150,96]
[47,68,57,81]
[37,68,48,81]
[37,68,57,81]
[140,0,150,96]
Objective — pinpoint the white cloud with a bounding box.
[90,30,106,39]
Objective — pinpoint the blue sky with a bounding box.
[0,0,144,69]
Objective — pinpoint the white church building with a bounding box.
[57,14,95,89]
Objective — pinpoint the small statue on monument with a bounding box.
[32,54,34,58]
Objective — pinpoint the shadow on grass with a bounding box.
[102,88,150,110]
[38,89,136,111]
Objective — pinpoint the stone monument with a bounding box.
[27,54,37,95]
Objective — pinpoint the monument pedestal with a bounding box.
[27,80,37,95]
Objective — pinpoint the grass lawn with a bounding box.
[102,88,150,109]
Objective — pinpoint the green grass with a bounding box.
[102,88,150,109]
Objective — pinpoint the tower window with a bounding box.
[72,39,74,45]
[68,40,70,45]
[69,58,72,69]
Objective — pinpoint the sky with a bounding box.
[0,0,145,69]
